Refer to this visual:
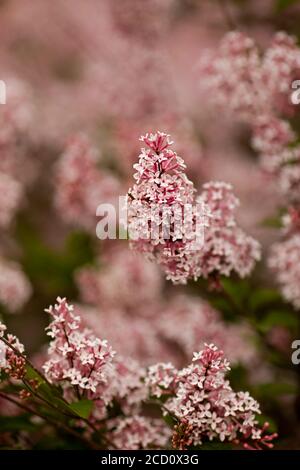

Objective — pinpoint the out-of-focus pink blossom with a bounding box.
[199,31,300,123]
[269,235,300,309]
[76,249,162,314]
[107,415,171,450]
[0,260,32,313]
[158,295,257,366]
[55,134,120,230]
[0,172,23,229]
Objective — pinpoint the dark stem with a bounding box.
[0,336,52,387]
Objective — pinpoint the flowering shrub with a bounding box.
[0,298,276,450]
[1,0,300,453]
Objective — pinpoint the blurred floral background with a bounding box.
[1,0,300,450]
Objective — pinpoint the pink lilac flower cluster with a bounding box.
[0,259,32,313]
[55,134,120,230]
[200,31,300,123]
[43,297,116,409]
[146,344,277,450]
[127,132,260,284]
[43,298,149,420]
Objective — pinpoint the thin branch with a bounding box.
[0,391,101,450]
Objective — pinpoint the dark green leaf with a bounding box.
[69,399,94,419]
[249,289,282,313]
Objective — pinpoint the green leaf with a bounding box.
[221,277,250,310]
[249,289,282,313]
[260,215,282,228]
[162,413,177,428]
[16,221,95,296]
[275,0,299,12]
[255,414,278,433]
[257,310,298,333]
[255,382,297,398]
[69,399,94,419]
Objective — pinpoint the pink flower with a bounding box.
[43,297,116,405]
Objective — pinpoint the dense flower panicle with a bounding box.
[193,182,261,279]
[148,344,276,450]
[55,135,120,230]
[0,172,23,229]
[128,133,260,284]
[269,235,300,309]
[43,297,115,403]
[107,415,171,450]
[127,132,205,284]
[0,260,32,313]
